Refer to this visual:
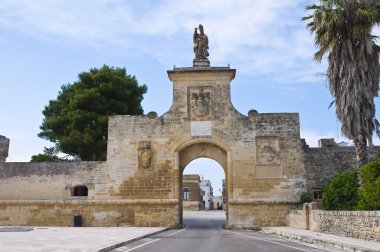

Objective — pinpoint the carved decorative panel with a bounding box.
[138,141,152,170]
[256,136,280,164]
[188,87,213,121]
[255,136,281,179]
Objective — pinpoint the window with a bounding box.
[73,185,88,196]
[313,190,322,200]
[183,187,190,200]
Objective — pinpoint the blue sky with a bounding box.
[1,1,379,195]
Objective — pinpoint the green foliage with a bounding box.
[38,65,147,161]
[299,192,312,205]
[31,147,62,162]
[303,0,380,168]
[357,155,380,210]
[322,170,359,210]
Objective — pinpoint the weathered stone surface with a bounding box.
[0,135,9,163]
[288,206,380,243]
[303,143,380,192]
[310,210,380,242]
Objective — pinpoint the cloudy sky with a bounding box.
[1,1,379,195]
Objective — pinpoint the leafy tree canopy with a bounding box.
[357,154,380,210]
[303,0,380,168]
[31,147,63,162]
[322,170,359,210]
[38,65,147,161]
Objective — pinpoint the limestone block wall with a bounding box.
[310,210,380,242]
[0,161,104,200]
[286,209,306,229]
[286,204,380,243]
[303,145,380,193]
[0,200,177,227]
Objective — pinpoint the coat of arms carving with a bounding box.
[188,87,212,120]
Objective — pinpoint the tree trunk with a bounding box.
[354,134,368,168]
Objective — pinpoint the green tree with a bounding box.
[38,65,147,161]
[357,154,380,210]
[31,147,62,162]
[322,170,359,210]
[303,0,380,168]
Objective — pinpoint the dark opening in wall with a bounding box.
[73,185,88,196]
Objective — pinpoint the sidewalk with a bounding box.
[263,226,380,252]
[0,226,167,252]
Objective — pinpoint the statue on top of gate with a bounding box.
[193,24,209,65]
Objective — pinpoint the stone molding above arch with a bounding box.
[175,138,229,173]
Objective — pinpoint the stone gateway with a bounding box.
[0,26,378,228]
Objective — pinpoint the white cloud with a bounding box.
[0,0,319,85]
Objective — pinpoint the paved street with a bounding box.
[110,211,330,252]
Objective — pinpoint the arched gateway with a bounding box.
[0,25,308,228]
[106,56,306,228]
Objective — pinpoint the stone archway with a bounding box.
[174,138,231,227]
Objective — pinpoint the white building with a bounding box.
[200,179,213,210]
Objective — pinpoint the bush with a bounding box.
[357,155,380,210]
[299,192,312,205]
[322,170,359,210]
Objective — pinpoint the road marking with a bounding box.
[223,229,316,252]
[123,228,187,252]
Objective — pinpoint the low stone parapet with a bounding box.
[286,203,380,243]
[310,210,380,242]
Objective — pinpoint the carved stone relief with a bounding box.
[138,141,152,170]
[255,136,282,179]
[188,87,213,120]
[256,136,280,164]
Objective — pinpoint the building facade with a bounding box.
[200,179,213,210]
[182,174,203,211]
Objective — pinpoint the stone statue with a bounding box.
[193,24,209,60]
[138,141,152,170]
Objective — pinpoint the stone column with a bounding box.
[0,135,10,162]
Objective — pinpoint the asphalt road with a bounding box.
[110,211,329,252]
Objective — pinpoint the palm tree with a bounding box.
[303,0,380,168]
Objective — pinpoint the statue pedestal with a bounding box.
[193,59,210,68]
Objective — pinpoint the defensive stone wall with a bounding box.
[303,142,380,192]
[287,204,380,242]
[0,161,105,200]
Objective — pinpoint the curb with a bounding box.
[98,228,170,252]
[266,230,378,252]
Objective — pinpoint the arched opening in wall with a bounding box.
[183,158,226,212]
[72,185,88,196]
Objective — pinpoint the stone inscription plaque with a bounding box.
[191,121,212,137]
[188,87,213,121]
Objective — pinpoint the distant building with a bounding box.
[182,174,203,211]
[213,196,223,210]
[200,179,213,210]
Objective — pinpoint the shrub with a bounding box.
[299,192,312,205]
[322,170,359,210]
[357,155,380,210]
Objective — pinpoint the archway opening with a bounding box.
[181,157,226,227]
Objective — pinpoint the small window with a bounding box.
[313,190,322,200]
[183,187,190,200]
[73,186,88,196]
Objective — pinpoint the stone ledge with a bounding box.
[229,200,298,205]
[0,199,179,205]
